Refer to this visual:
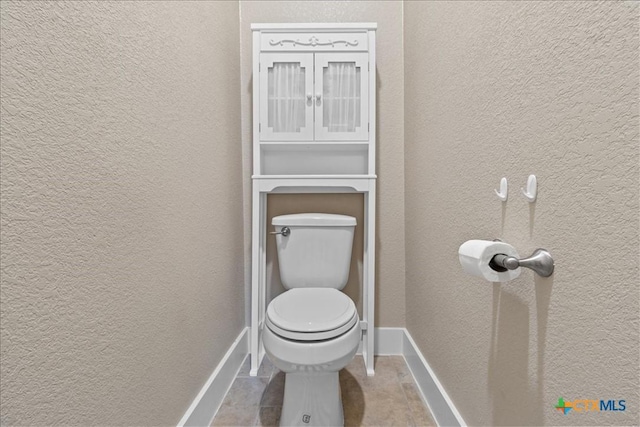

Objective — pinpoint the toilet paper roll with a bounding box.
[458,240,521,282]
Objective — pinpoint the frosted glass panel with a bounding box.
[267,63,306,133]
[322,62,361,132]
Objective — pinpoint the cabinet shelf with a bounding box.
[260,143,368,175]
[253,174,376,179]
[268,97,306,100]
[259,140,369,145]
[323,97,362,101]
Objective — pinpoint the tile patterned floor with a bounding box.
[211,355,437,427]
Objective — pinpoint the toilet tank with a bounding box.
[272,213,356,290]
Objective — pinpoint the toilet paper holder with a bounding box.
[489,247,555,277]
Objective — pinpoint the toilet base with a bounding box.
[280,371,343,427]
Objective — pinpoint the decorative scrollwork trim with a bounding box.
[269,36,359,47]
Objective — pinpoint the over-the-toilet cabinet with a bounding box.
[253,25,376,177]
[250,23,377,377]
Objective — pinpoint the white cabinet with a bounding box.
[253,25,376,177]
[259,52,369,142]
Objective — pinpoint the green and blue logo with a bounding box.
[555,397,626,414]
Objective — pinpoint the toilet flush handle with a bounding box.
[270,226,290,237]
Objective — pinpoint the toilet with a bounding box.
[262,213,361,427]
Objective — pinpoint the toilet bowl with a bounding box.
[262,213,360,427]
[263,288,361,427]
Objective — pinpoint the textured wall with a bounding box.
[404,2,639,426]
[0,2,244,425]
[239,1,405,327]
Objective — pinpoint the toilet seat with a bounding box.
[266,288,358,341]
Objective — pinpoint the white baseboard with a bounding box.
[402,329,466,427]
[356,327,405,355]
[177,327,249,427]
[178,327,464,427]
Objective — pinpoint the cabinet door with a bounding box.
[260,53,314,141]
[314,53,369,141]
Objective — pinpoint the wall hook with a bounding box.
[494,177,508,201]
[521,174,537,202]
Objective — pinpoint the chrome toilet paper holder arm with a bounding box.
[489,248,555,277]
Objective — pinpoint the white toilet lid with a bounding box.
[266,288,358,341]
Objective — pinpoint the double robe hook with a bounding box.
[494,175,537,203]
